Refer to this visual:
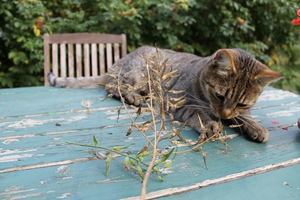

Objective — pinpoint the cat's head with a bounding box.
[201,48,283,119]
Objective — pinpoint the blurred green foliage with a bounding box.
[0,0,300,88]
[270,44,300,94]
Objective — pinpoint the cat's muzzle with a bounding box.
[210,105,235,119]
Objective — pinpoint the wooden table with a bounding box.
[0,86,300,199]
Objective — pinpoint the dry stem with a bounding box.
[116,67,155,148]
[140,62,159,200]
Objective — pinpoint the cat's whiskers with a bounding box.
[235,116,260,134]
[231,117,243,134]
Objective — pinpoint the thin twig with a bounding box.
[157,126,223,156]
[140,61,158,200]
[116,66,155,148]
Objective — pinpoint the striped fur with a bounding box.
[48,46,283,142]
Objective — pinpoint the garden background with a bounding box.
[0,0,300,94]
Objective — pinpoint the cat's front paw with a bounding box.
[244,124,269,143]
[106,86,143,106]
[202,121,222,138]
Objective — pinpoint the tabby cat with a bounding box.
[48,46,283,142]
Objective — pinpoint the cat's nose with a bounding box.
[221,108,233,119]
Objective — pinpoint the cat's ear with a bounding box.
[213,49,237,74]
[255,64,284,86]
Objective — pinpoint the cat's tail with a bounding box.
[47,72,107,88]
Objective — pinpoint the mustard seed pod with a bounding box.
[130,159,136,166]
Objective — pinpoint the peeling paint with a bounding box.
[2,139,20,145]
[257,90,298,102]
[0,154,34,162]
[2,188,36,195]
[55,165,70,175]
[56,193,73,199]
[1,92,15,95]
[0,149,37,156]
[62,177,73,180]
[105,108,152,120]
[81,100,93,109]
[1,191,55,200]
[122,157,300,200]
[266,107,300,118]
[0,115,87,129]
[5,186,21,192]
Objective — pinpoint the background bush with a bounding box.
[0,0,299,91]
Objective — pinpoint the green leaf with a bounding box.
[8,52,16,59]
[154,148,175,166]
[105,153,112,177]
[93,135,98,148]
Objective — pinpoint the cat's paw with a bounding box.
[125,93,144,106]
[244,124,269,143]
[106,86,143,106]
[202,121,222,138]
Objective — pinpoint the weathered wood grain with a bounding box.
[68,44,74,77]
[0,127,299,199]
[46,33,125,44]
[60,43,66,77]
[1,86,300,200]
[76,44,82,77]
[99,43,105,74]
[84,43,90,77]
[91,43,98,77]
[52,43,58,76]
[160,163,300,200]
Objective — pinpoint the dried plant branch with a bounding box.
[140,61,159,200]
[116,67,155,149]
[157,126,223,156]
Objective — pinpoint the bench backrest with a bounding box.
[44,33,127,86]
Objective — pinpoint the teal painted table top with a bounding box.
[0,86,300,200]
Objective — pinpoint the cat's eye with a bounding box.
[216,93,225,103]
[237,103,247,108]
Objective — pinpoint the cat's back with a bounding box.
[132,46,202,69]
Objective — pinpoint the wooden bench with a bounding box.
[43,33,127,86]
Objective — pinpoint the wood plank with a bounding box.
[0,87,121,118]
[47,33,123,44]
[91,43,98,76]
[0,127,299,199]
[99,43,105,74]
[43,33,50,86]
[68,44,74,77]
[52,43,58,76]
[106,43,112,70]
[76,44,82,77]
[114,43,120,63]
[84,44,90,77]
[160,163,300,200]
[60,43,66,77]
[121,33,127,57]
[0,106,154,139]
